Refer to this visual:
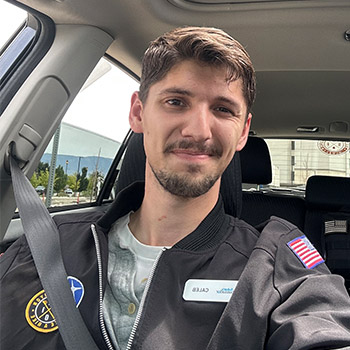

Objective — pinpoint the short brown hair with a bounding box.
[139,26,256,113]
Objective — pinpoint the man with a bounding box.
[1,26,350,350]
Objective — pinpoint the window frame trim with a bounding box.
[0,4,55,115]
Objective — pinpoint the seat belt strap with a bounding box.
[10,156,99,350]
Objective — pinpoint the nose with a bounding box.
[181,105,212,142]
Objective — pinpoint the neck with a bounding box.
[128,168,220,247]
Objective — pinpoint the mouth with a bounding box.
[164,140,222,160]
[171,149,212,161]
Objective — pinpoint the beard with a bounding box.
[149,139,223,198]
[150,166,221,198]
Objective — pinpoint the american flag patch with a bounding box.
[287,235,324,269]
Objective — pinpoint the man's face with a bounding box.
[129,59,251,198]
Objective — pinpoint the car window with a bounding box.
[0,2,27,49]
[31,57,139,207]
[0,26,36,81]
[0,2,54,115]
[254,139,350,195]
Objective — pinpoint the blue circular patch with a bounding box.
[67,276,84,307]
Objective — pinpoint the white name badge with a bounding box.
[183,279,238,303]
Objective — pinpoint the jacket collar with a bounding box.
[97,181,230,251]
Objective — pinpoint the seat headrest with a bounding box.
[115,133,146,192]
[239,137,272,185]
[306,175,350,209]
[116,132,242,217]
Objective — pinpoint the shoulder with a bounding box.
[254,216,307,253]
[53,209,105,228]
[224,216,260,259]
[0,209,107,278]
[53,209,108,241]
[253,216,335,292]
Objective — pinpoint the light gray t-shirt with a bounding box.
[103,212,165,350]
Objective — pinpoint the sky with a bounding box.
[0,1,139,143]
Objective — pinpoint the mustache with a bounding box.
[164,140,223,157]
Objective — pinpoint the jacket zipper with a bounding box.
[91,224,115,350]
[126,247,166,350]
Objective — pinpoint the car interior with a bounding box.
[1,0,350,300]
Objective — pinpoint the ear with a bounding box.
[236,113,252,151]
[129,91,144,133]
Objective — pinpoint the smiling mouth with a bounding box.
[171,149,212,160]
[164,140,222,158]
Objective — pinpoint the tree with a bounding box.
[30,161,50,189]
[30,173,40,189]
[54,165,67,193]
[78,167,89,192]
[67,174,80,192]
[88,170,104,200]
[37,168,50,189]
[37,161,50,174]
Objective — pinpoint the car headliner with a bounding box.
[15,0,350,139]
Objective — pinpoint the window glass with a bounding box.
[0,3,44,115]
[0,2,27,49]
[32,58,139,207]
[0,26,36,81]
[262,139,350,195]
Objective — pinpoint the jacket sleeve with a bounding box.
[0,235,66,350]
[265,217,350,350]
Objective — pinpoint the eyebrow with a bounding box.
[157,87,195,97]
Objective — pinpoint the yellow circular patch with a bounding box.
[25,290,58,333]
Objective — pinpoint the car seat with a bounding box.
[305,175,350,293]
[240,137,306,230]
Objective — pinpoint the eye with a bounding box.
[215,106,233,115]
[166,98,185,107]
